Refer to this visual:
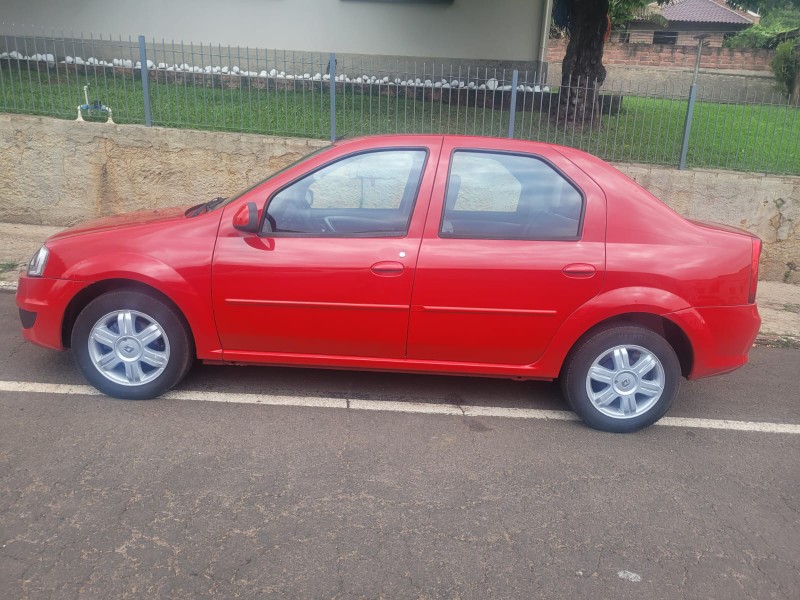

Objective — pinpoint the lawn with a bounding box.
[2,62,798,174]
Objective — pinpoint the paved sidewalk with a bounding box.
[1,222,798,343]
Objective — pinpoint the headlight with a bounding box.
[27,246,49,277]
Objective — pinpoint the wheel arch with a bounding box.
[560,312,694,379]
[61,278,195,351]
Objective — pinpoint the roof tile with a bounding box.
[658,0,754,25]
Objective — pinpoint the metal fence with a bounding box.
[1,32,799,175]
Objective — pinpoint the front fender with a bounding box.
[532,287,691,377]
[61,253,222,359]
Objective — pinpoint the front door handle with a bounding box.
[562,263,596,279]
[370,261,405,276]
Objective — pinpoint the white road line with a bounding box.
[0,380,101,395]
[1,380,799,434]
[658,416,800,434]
[169,388,347,409]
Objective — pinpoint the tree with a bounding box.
[727,0,800,13]
[553,0,667,123]
[724,6,800,48]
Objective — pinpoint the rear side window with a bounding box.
[440,151,584,240]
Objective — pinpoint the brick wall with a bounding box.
[547,40,774,71]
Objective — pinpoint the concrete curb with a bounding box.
[754,334,800,349]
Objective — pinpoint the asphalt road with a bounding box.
[1,291,798,599]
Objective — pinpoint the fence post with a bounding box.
[508,69,519,138]
[680,35,708,169]
[138,35,152,127]
[678,84,697,169]
[329,52,336,142]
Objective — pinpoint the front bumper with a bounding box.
[15,276,91,350]
[668,303,761,380]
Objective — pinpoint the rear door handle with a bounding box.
[562,263,596,279]
[370,261,405,276]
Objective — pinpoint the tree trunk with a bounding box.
[559,0,610,124]
[791,62,800,106]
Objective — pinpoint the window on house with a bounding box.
[653,31,678,45]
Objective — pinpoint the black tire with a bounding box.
[560,325,681,433]
[71,290,194,400]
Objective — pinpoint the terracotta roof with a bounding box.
[655,0,755,25]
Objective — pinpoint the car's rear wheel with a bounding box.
[561,325,681,433]
[71,290,193,399]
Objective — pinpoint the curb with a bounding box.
[0,281,18,292]
[754,334,800,349]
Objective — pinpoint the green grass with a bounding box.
[2,63,799,174]
[0,261,19,274]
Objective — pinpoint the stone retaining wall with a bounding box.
[0,113,796,282]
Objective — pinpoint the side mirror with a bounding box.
[233,202,259,233]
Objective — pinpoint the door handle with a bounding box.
[370,261,405,276]
[562,263,596,279]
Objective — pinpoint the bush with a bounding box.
[724,8,800,49]
[771,40,800,96]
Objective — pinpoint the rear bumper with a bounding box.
[15,276,90,350]
[667,304,760,380]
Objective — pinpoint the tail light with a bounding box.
[748,238,762,304]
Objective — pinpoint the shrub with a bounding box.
[771,40,800,97]
[724,8,800,49]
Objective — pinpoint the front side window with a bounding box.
[441,151,583,240]
[265,149,426,236]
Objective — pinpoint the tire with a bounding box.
[560,325,681,433]
[71,290,194,400]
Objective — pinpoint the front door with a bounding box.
[212,140,441,361]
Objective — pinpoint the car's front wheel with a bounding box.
[71,290,194,399]
[561,325,681,433]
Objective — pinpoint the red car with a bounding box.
[16,135,761,432]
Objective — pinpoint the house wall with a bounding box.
[0,113,797,282]
[0,0,547,62]
[627,23,745,48]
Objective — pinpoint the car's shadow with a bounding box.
[181,360,571,412]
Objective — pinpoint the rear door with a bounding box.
[406,138,606,366]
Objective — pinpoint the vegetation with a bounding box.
[724,7,800,49]
[771,40,800,101]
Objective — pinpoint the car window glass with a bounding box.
[449,153,521,212]
[441,151,583,240]
[266,150,426,236]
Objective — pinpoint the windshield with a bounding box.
[216,144,332,210]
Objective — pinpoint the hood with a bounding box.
[47,207,189,243]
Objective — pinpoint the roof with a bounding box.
[652,0,755,25]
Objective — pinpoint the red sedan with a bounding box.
[16,135,761,432]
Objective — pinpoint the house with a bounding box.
[628,0,757,48]
[0,0,553,68]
